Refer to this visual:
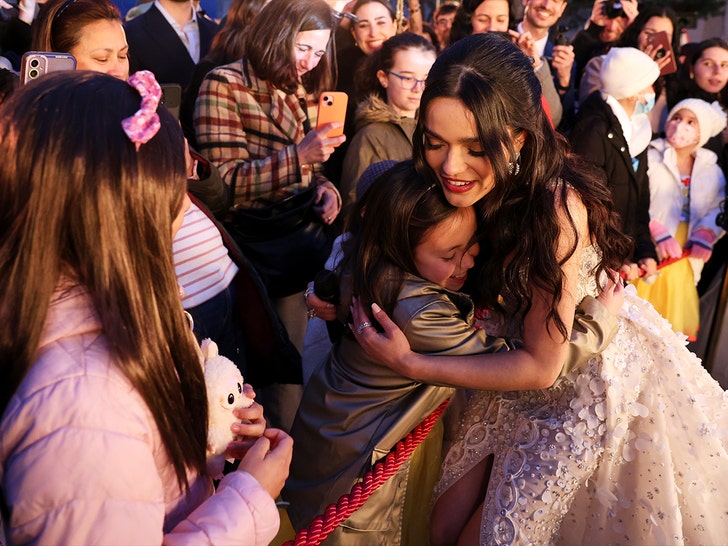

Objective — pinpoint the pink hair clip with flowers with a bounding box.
[122,70,162,151]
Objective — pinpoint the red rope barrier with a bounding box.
[284,398,451,546]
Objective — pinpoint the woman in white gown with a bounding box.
[350,33,728,545]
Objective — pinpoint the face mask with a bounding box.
[666,119,700,150]
[633,92,655,115]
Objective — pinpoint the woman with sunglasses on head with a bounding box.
[339,32,436,213]
[0,70,292,546]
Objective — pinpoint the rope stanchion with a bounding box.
[284,398,451,546]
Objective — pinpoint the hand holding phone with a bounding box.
[316,92,348,138]
[646,31,677,76]
[20,52,76,85]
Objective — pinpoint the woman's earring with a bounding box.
[508,152,521,176]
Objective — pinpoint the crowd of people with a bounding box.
[1,0,728,544]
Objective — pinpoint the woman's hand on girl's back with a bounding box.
[350,297,416,376]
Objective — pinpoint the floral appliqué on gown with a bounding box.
[434,245,728,545]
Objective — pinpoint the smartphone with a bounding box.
[160,83,182,119]
[20,52,76,85]
[316,92,348,138]
[647,31,677,76]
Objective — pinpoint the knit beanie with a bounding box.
[600,47,660,99]
[356,159,398,201]
[667,98,727,149]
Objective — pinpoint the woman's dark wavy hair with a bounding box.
[0,71,207,491]
[449,0,513,46]
[413,33,632,339]
[245,0,335,95]
[668,37,728,109]
[32,0,122,52]
[341,160,465,317]
[356,32,436,101]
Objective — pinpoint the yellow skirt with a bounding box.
[635,222,699,340]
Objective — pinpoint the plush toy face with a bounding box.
[201,339,254,478]
[214,374,244,410]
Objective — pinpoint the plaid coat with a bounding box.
[194,57,323,206]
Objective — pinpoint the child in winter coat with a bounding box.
[636,98,727,340]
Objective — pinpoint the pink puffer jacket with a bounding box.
[0,281,279,545]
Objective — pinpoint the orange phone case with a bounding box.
[316,92,348,137]
[648,31,677,76]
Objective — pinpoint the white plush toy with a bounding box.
[201,338,254,479]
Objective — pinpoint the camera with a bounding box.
[601,0,625,19]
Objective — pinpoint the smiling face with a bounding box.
[377,46,436,118]
[692,46,728,95]
[293,29,331,77]
[413,206,479,292]
[471,0,510,34]
[423,97,499,207]
[69,18,129,80]
[351,1,397,55]
[522,0,567,34]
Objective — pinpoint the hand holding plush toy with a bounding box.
[201,338,254,479]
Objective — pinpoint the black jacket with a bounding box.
[569,91,657,263]
[125,5,219,90]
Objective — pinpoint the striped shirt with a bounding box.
[173,201,238,309]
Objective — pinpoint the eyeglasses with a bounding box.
[386,71,427,91]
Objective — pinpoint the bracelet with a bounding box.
[303,285,313,305]
[554,79,570,92]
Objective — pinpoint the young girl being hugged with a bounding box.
[636,98,727,340]
[339,32,437,212]
[285,161,622,544]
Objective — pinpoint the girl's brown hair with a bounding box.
[0,71,208,491]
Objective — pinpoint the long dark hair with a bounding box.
[413,34,631,339]
[342,160,464,316]
[245,0,335,95]
[0,71,208,491]
[32,0,122,52]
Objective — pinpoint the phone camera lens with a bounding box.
[327,101,333,106]
[29,58,40,68]
[655,48,666,59]
[601,0,625,19]
[29,68,39,79]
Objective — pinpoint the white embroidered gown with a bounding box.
[434,245,728,544]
